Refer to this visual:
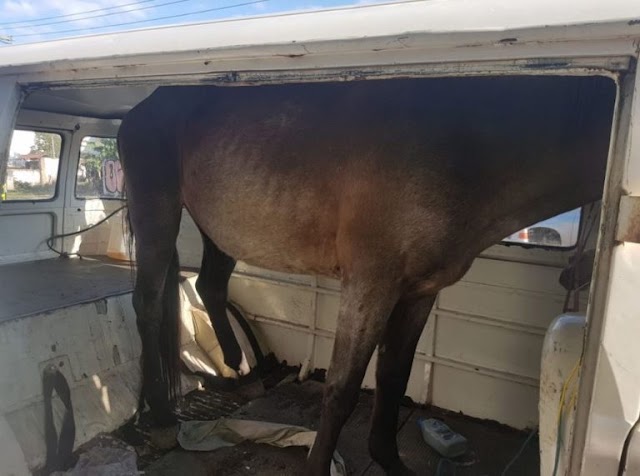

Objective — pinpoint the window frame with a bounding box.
[74,134,125,202]
[3,128,65,204]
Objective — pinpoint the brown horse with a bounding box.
[118,75,616,475]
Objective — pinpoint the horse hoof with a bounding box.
[150,424,179,450]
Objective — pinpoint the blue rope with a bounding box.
[501,428,538,476]
[551,411,564,476]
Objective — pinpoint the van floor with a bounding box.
[115,377,539,476]
[0,257,131,322]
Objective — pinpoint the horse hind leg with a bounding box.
[307,273,401,475]
[121,141,183,444]
[130,204,183,433]
[369,295,436,475]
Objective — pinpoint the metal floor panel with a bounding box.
[0,257,132,322]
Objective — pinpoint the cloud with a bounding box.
[252,1,268,11]
[2,0,36,16]
[41,0,149,25]
[10,130,35,156]
[355,0,399,4]
[0,0,154,42]
[0,0,150,29]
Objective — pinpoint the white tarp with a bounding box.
[179,418,346,476]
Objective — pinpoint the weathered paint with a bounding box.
[616,195,640,243]
[539,313,586,476]
[0,78,21,200]
[0,0,638,75]
[570,70,640,475]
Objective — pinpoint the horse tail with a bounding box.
[161,248,182,401]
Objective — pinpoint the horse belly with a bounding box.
[183,169,340,277]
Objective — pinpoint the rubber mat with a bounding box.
[115,387,249,469]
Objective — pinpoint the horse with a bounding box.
[118,75,616,475]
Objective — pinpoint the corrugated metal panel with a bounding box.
[431,365,539,429]
[434,316,545,380]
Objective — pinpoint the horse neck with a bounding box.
[467,140,608,255]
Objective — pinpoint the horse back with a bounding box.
[120,77,615,289]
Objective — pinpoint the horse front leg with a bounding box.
[369,295,436,475]
[307,276,400,475]
[196,232,245,374]
[195,233,264,398]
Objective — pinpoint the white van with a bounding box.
[1,1,640,474]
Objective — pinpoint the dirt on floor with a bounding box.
[66,370,539,476]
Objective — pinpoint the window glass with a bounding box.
[76,136,123,199]
[502,208,581,248]
[2,130,61,201]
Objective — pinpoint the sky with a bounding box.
[1,0,394,152]
[0,0,391,45]
[10,130,34,155]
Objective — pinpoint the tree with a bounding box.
[31,132,61,158]
[84,137,118,160]
[80,138,119,192]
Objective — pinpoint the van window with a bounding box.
[502,208,581,248]
[76,136,123,199]
[2,130,62,201]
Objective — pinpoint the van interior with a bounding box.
[0,74,614,475]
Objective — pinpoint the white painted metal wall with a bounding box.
[0,294,141,471]
[0,278,209,473]
[0,110,123,265]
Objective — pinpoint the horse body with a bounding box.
[119,76,615,474]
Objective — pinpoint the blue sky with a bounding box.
[0,0,388,45]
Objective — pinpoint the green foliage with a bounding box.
[31,132,61,158]
[78,137,119,195]
[83,137,118,161]
[83,137,118,169]
[7,180,55,200]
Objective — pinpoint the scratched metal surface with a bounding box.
[0,257,132,322]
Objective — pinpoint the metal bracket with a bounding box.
[616,195,640,243]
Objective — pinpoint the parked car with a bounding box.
[503,208,581,247]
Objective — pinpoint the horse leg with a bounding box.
[119,98,184,445]
[195,232,248,375]
[130,204,182,445]
[369,295,436,474]
[307,276,400,475]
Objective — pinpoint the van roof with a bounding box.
[0,0,639,73]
